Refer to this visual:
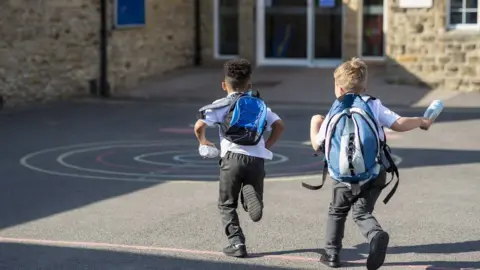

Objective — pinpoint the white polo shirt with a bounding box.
[200,95,281,160]
[315,97,401,146]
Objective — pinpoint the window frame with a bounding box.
[213,0,239,59]
[446,0,480,30]
[358,0,388,61]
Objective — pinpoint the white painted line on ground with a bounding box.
[19,140,323,183]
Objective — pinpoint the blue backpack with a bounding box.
[198,90,268,146]
[302,94,399,204]
[325,93,382,182]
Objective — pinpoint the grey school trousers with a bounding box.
[218,152,265,245]
[324,170,387,255]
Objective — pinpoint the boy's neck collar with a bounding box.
[337,92,360,101]
[227,90,250,96]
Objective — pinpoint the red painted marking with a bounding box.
[0,237,461,269]
[159,128,192,134]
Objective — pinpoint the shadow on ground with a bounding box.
[0,242,293,270]
[252,240,480,269]
[380,148,479,169]
[0,177,157,230]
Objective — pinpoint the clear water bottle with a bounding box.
[423,100,444,122]
[198,145,219,158]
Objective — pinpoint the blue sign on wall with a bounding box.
[319,0,335,7]
[114,0,146,28]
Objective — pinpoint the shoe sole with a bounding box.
[366,231,389,270]
[320,259,340,268]
[224,251,247,258]
[223,248,247,258]
[242,185,262,222]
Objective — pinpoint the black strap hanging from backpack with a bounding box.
[301,159,328,190]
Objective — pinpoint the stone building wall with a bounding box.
[0,0,100,105]
[109,0,195,92]
[386,0,480,91]
[0,0,197,106]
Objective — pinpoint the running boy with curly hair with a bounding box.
[194,58,285,258]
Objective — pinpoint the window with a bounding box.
[448,0,479,29]
[361,0,384,58]
[214,0,239,58]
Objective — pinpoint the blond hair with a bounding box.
[334,57,368,93]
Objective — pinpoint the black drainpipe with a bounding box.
[99,0,110,97]
[194,0,202,66]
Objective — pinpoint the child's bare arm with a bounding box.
[310,115,325,151]
[194,119,214,146]
[390,117,432,132]
[265,119,285,149]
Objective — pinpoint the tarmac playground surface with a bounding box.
[0,95,479,269]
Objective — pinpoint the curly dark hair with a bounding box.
[223,58,252,91]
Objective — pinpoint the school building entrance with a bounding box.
[212,0,386,68]
[256,0,343,67]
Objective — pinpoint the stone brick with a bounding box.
[464,43,477,51]
[438,57,451,64]
[445,65,459,76]
[446,43,462,51]
[469,56,480,64]
[422,57,435,63]
[444,79,462,90]
[449,52,466,63]
[461,66,476,76]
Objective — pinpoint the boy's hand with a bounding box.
[199,139,215,147]
[420,118,433,130]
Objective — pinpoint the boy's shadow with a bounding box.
[250,240,480,269]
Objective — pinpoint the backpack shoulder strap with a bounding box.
[197,94,243,120]
[362,94,377,102]
[198,94,241,112]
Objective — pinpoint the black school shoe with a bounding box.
[223,244,247,258]
[241,185,263,222]
[366,231,390,270]
[320,253,341,268]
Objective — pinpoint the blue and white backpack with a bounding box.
[302,94,399,204]
[198,90,268,146]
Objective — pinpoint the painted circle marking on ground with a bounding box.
[20,140,330,183]
[19,140,402,184]
[135,151,289,167]
[56,142,307,178]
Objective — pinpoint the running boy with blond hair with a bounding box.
[307,57,433,269]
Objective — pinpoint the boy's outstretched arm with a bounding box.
[265,119,285,149]
[390,117,433,132]
[194,119,215,146]
[310,114,325,151]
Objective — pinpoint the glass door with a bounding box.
[361,0,385,59]
[256,0,342,67]
[257,0,309,65]
[311,0,343,67]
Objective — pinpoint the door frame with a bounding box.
[256,0,343,67]
[357,0,388,61]
[213,0,239,59]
